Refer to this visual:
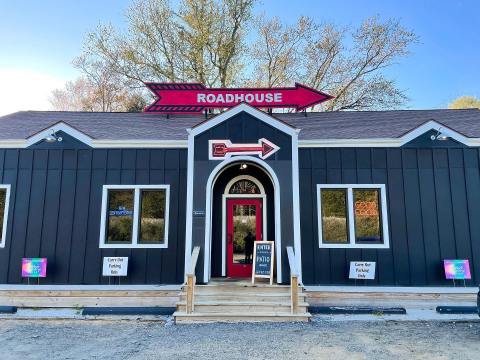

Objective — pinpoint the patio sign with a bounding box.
[349,261,376,280]
[252,241,274,285]
[102,257,129,277]
[144,82,333,113]
[444,260,471,280]
[21,258,47,278]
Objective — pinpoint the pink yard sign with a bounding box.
[443,260,471,280]
[21,258,47,278]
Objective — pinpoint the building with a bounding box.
[0,103,479,289]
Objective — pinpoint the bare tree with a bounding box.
[81,0,254,88]
[251,15,418,110]
[66,0,418,112]
[49,57,147,112]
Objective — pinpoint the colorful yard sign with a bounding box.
[144,82,333,113]
[444,260,471,280]
[21,258,47,278]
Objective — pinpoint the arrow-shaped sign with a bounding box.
[209,139,280,160]
[144,82,333,113]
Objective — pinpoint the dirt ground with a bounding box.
[0,318,479,360]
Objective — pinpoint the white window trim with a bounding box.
[99,184,170,249]
[0,185,11,248]
[317,184,390,249]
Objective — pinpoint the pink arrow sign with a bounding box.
[144,82,333,113]
[209,138,280,160]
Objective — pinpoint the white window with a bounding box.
[0,185,11,248]
[99,185,170,248]
[317,184,389,249]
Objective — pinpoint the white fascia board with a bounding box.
[26,122,93,147]
[91,140,188,148]
[298,139,404,148]
[190,103,298,137]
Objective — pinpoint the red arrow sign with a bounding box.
[209,139,280,160]
[144,82,333,113]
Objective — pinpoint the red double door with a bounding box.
[226,198,263,278]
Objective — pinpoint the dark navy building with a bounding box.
[0,103,479,287]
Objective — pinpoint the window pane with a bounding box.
[0,189,6,238]
[321,189,349,244]
[354,189,382,244]
[229,180,260,194]
[139,190,166,244]
[106,189,134,243]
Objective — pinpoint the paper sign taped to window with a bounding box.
[349,261,376,280]
[102,257,129,276]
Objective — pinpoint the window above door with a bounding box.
[317,184,390,249]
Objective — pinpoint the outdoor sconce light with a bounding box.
[44,130,63,143]
[430,127,449,141]
[240,163,248,170]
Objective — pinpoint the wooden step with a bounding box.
[179,291,306,301]
[176,300,309,314]
[174,311,311,324]
[193,284,295,293]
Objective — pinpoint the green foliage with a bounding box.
[108,217,133,242]
[322,216,348,243]
[448,96,480,109]
[140,218,165,242]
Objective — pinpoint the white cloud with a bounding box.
[0,69,66,116]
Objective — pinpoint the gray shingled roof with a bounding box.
[0,109,479,141]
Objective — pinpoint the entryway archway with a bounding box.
[205,156,281,282]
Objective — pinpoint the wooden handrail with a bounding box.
[186,246,200,314]
[187,246,200,276]
[287,246,299,314]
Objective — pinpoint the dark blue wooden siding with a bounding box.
[300,147,480,286]
[0,148,187,285]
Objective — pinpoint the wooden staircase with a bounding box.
[175,246,309,323]
[174,281,310,323]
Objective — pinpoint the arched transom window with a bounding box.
[225,175,265,195]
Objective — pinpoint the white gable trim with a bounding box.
[26,122,93,147]
[300,120,477,148]
[189,103,299,137]
[399,120,468,145]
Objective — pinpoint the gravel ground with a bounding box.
[0,318,479,359]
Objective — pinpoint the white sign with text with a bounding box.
[102,257,129,277]
[349,261,376,280]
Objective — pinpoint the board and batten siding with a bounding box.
[299,147,480,286]
[0,148,187,285]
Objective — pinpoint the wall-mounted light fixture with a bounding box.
[430,127,449,141]
[44,130,63,143]
[239,163,248,170]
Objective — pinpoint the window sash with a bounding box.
[100,185,169,249]
[0,185,10,248]
[317,184,389,249]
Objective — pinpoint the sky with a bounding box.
[0,0,479,115]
